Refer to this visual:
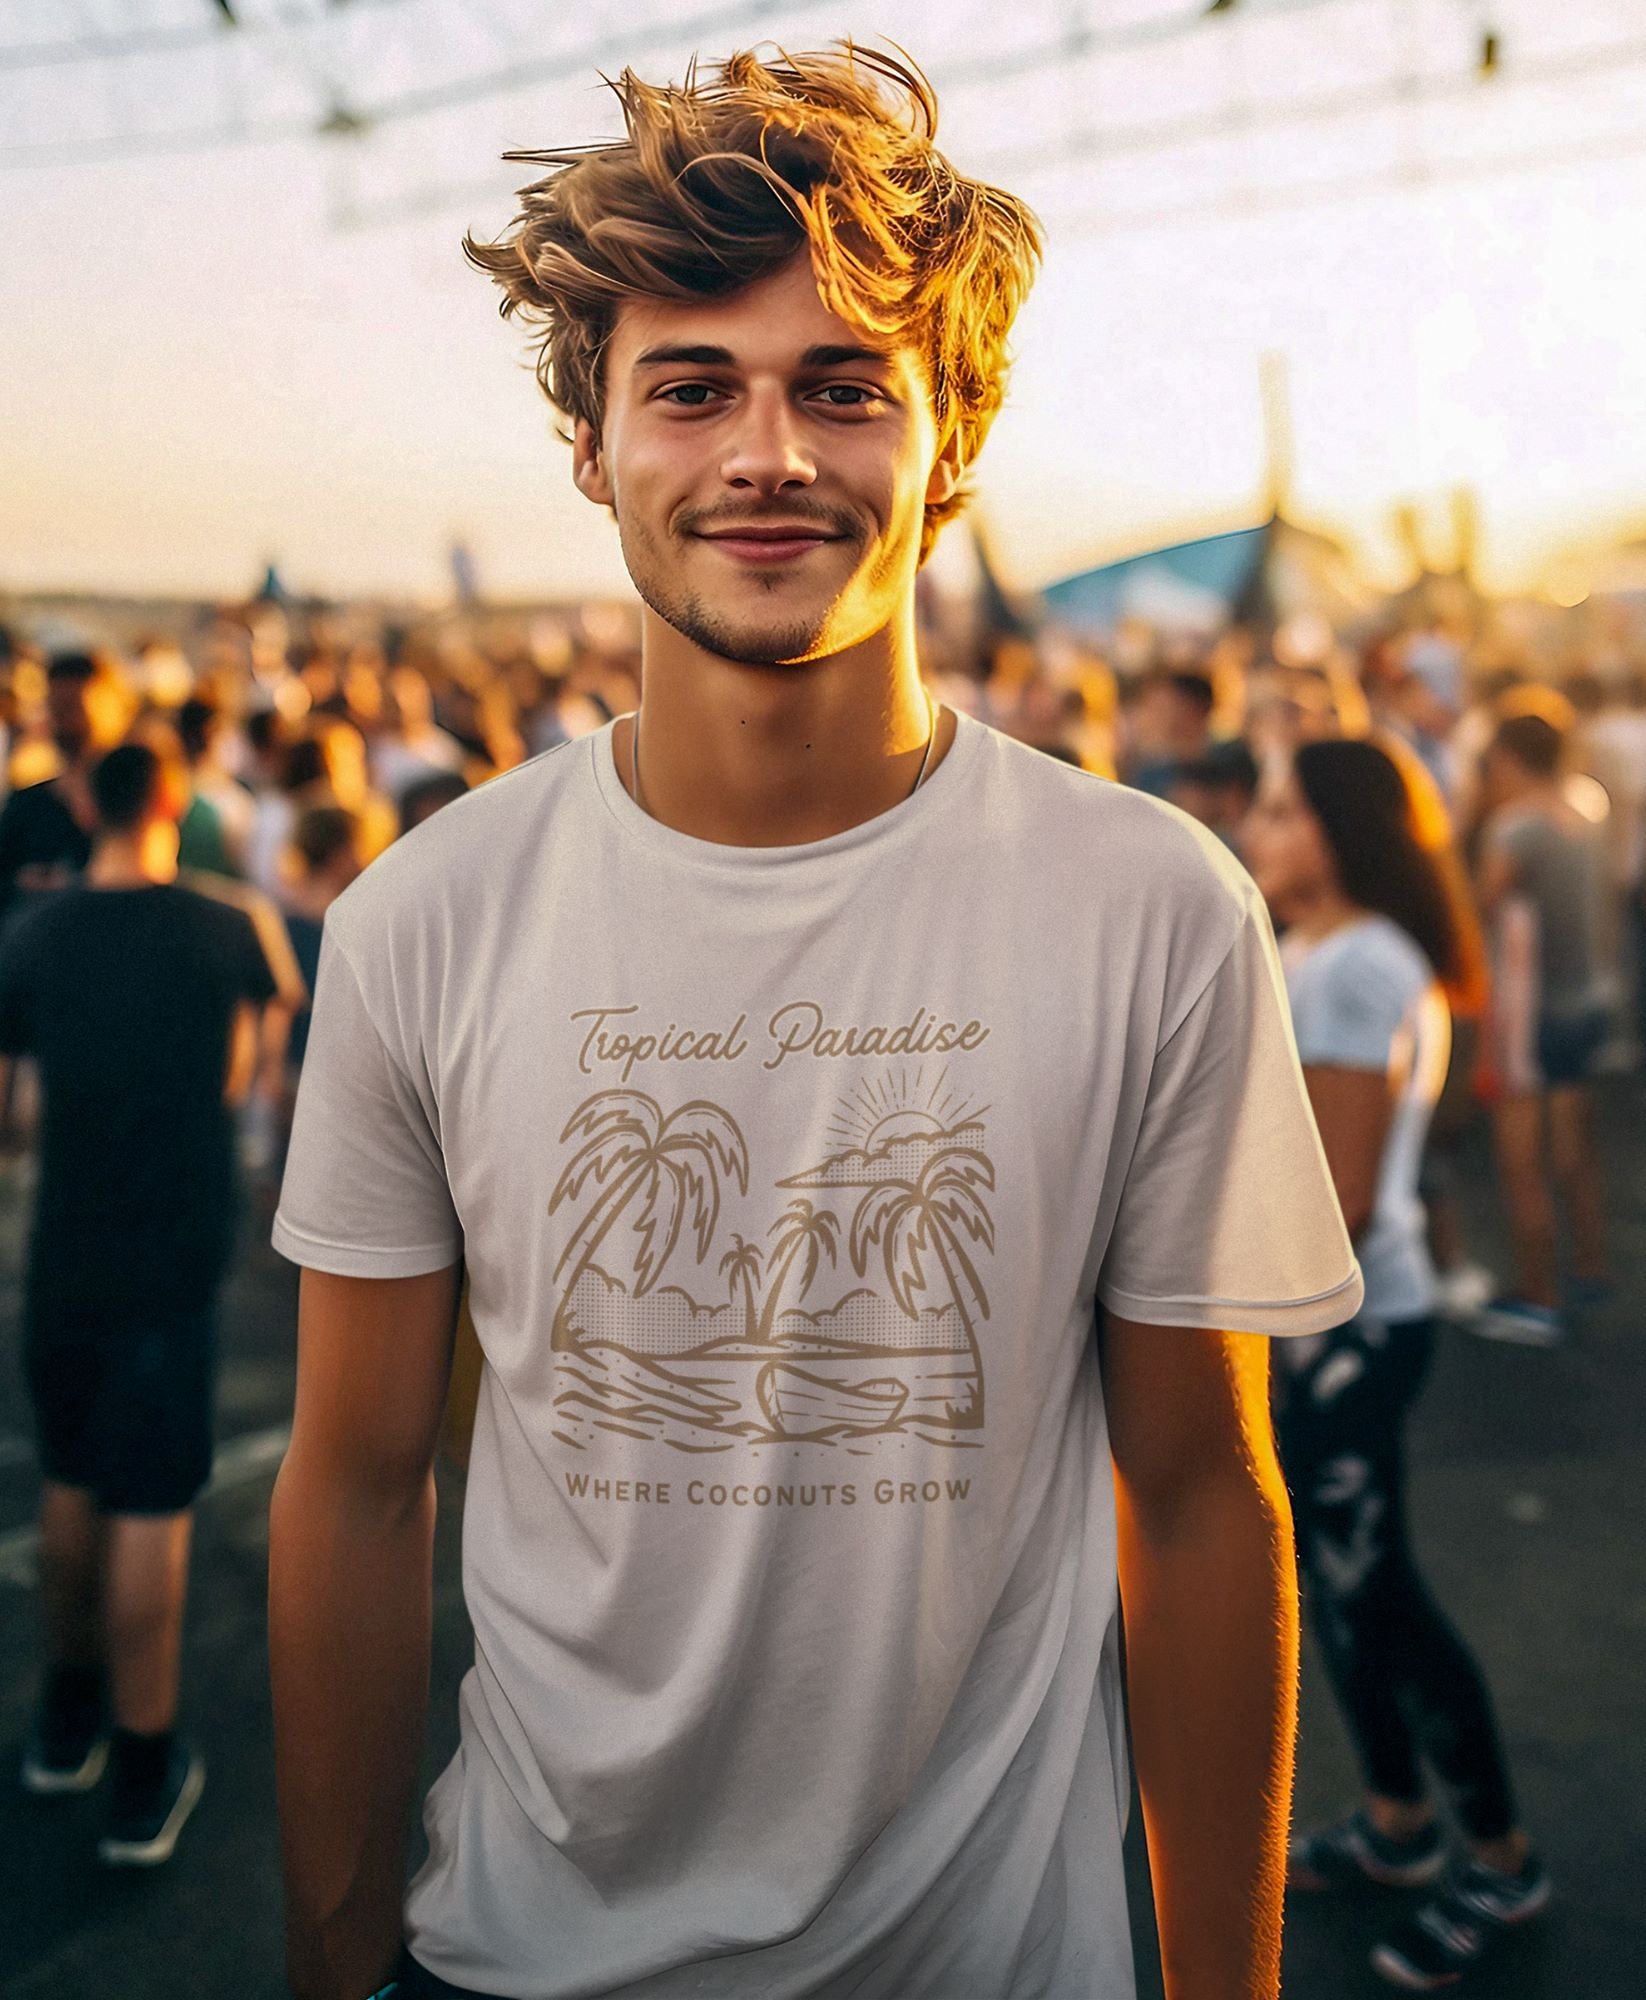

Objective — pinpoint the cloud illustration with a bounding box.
[778,1117,987,1191]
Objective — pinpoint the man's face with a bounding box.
[574,255,960,667]
[46,678,92,761]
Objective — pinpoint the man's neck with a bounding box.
[619,607,952,847]
[86,835,176,888]
[1499,777,1562,816]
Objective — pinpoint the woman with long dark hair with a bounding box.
[1243,736,1549,1992]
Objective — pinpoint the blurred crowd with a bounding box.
[960,604,1644,1333]
[0,587,1640,1331]
[0,607,643,1160]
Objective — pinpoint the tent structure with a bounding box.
[1041,511,1375,639]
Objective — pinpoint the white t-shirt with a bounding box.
[273,709,1361,2000]
[1280,913,1449,1326]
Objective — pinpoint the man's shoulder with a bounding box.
[174,869,268,922]
[983,726,1261,924]
[325,741,582,950]
[0,779,69,828]
[168,875,266,946]
[1,777,63,806]
[1485,801,1550,848]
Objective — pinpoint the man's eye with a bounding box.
[660,384,721,407]
[815,385,879,408]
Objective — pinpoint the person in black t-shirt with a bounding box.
[0,651,129,931]
[0,742,282,1867]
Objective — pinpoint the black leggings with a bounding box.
[1274,1315,1518,1843]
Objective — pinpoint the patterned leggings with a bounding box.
[1273,1315,1518,1842]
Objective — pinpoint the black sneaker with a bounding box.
[1289,1807,1447,1890]
[98,1739,205,1867]
[1371,1849,1553,1989]
[20,1689,109,1796]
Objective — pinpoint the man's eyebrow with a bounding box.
[799,343,896,369]
[629,341,898,371]
[632,343,736,369]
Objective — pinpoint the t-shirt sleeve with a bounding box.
[1288,930,1419,1073]
[271,924,462,1278]
[1097,903,1363,1337]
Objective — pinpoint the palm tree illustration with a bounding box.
[755,1199,840,1346]
[847,1148,993,1426]
[548,1091,748,1352]
[718,1233,765,1343]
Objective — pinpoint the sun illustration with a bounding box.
[824,1065,987,1155]
[865,1107,946,1147]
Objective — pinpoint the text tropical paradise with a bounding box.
[571,1001,990,1080]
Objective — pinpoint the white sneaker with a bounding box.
[1434,1262,1495,1319]
[1468,1298,1565,1347]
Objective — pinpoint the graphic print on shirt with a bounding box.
[547,1066,993,1456]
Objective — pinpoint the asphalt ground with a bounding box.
[1,1093,1641,2000]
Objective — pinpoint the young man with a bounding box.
[1473,703,1613,1343]
[0,742,284,1862]
[269,48,1361,2000]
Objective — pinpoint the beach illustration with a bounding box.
[547,1070,994,1455]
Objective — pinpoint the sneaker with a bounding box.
[1467,1298,1565,1347]
[1288,1807,1447,1891]
[1433,1263,1495,1321]
[20,1681,109,1796]
[1371,1849,1552,1989]
[98,1740,205,1867]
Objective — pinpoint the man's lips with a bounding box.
[694,525,845,564]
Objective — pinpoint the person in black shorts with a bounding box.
[0,741,285,1865]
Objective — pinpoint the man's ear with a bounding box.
[925,423,966,509]
[572,418,614,509]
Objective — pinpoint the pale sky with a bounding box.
[3,0,1644,605]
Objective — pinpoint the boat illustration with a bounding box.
[756,1363,910,1440]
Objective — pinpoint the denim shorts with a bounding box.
[1536,1006,1610,1087]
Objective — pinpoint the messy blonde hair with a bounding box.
[463,43,1042,560]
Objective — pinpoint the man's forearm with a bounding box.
[269,1450,436,2000]
[1118,1462,1298,2000]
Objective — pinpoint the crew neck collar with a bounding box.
[589,705,983,873]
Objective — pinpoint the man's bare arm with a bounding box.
[1101,1313,1297,2000]
[269,1263,461,2000]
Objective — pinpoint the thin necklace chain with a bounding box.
[629,684,940,819]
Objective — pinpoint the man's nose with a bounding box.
[719,387,816,493]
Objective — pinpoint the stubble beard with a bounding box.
[618,511,862,668]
